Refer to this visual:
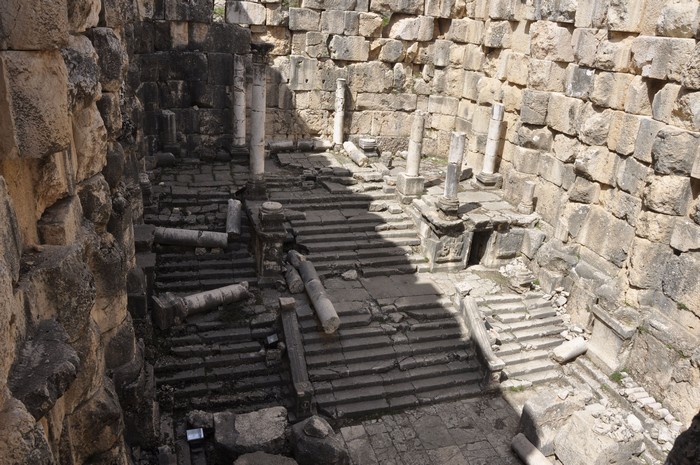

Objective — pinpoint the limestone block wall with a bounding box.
[130,2,251,158]
[0,0,155,463]
[230,0,700,424]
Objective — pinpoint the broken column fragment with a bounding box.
[439,131,466,216]
[517,180,536,214]
[333,78,346,146]
[551,337,587,363]
[153,226,228,249]
[285,264,305,294]
[232,54,247,154]
[476,103,505,187]
[226,199,243,241]
[511,433,552,465]
[297,261,340,334]
[397,110,426,203]
[343,141,369,167]
[152,282,251,330]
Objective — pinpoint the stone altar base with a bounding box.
[396,173,425,204]
[475,172,503,189]
[411,199,471,272]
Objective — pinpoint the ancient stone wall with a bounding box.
[0,0,156,463]
[232,0,700,424]
[130,1,251,159]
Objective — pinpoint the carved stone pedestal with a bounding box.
[248,201,287,284]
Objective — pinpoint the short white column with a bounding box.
[517,180,536,214]
[406,110,426,177]
[476,103,505,187]
[333,78,346,146]
[439,132,467,216]
[232,54,247,150]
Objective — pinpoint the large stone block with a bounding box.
[520,90,550,125]
[652,83,682,123]
[0,399,54,465]
[67,0,101,32]
[651,128,700,176]
[0,177,22,282]
[572,27,605,66]
[0,51,71,159]
[528,59,566,92]
[329,35,369,61]
[483,20,512,48]
[575,0,608,28]
[291,416,349,465]
[347,62,391,92]
[657,1,699,38]
[670,218,700,253]
[631,36,696,82]
[552,134,578,163]
[73,104,108,183]
[576,103,611,146]
[624,76,653,116]
[97,92,122,139]
[590,72,634,110]
[512,146,540,175]
[615,156,649,197]
[607,111,641,156]
[681,43,700,90]
[321,10,359,35]
[379,39,404,62]
[215,407,289,457]
[359,12,383,37]
[629,237,672,289]
[88,28,128,93]
[601,188,642,226]
[564,64,595,99]
[61,34,101,112]
[370,0,423,15]
[568,177,600,204]
[633,117,666,163]
[425,0,459,18]
[538,153,572,187]
[574,146,618,186]
[0,0,69,50]
[227,1,267,25]
[607,0,645,32]
[663,252,700,315]
[594,36,634,72]
[577,206,635,267]
[289,56,318,91]
[546,93,582,136]
[643,175,692,216]
[671,90,700,132]
[636,211,676,243]
[387,16,434,42]
[530,20,574,62]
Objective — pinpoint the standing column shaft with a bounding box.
[232,54,247,148]
[517,180,536,214]
[482,103,504,175]
[249,57,267,180]
[333,78,346,146]
[444,132,466,199]
[406,110,426,177]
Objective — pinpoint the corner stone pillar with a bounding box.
[231,54,248,155]
[397,110,426,204]
[248,43,273,198]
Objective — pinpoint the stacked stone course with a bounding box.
[233,0,699,425]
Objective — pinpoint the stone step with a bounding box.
[499,349,551,365]
[170,340,262,358]
[292,216,411,235]
[404,307,458,321]
[502,358,559,379]
[307,245,416,262]
[516,369,563,384]
[297,228,417,245]
[393,295,453,311]
[299,312,372,332]
[156,257,255,274]
[169,327,252,347]
[360,264,418,277]
[301,325,394,344]
[511,324,564,342]
[304,333,393,356]
[528,306,558,319]
[304,237,421,253]
[171,374,285,400]
[154,274,257,293]
[496,316,564,332]
[187,389,291,414]
[310,254,426,272]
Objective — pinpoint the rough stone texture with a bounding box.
[0,0,69,50]
[61,34,101,111]
[291,416,350,465]
[234,452,299,465]
[644,175,692,216]
[0,51,71,159]
[88,28,129,93]
[215,407,289,456]
[554,411,645,465]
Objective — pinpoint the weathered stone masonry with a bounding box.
[236,0,700,425]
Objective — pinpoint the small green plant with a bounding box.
[532,279,540,286]
[509,385,526,393]
[677,302,689,311]
[213,5,225,21]
[609,370,625,384]
[381,14,391,27]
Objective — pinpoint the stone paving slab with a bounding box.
[341,395,521,465]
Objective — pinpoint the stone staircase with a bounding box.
[270,186,428,278]
[294,291,484,418]
[475,293,566,384]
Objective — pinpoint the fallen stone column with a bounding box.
[285,264,304,294]
[551,337,587,363]
[226,199,242,241]
[154,226,228,249]
[153,282,251,330]
[182,282,250,316]
[511,433,552,465]
[298,261,340,334]
[333,78,346,146]
[342,141,369,167]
